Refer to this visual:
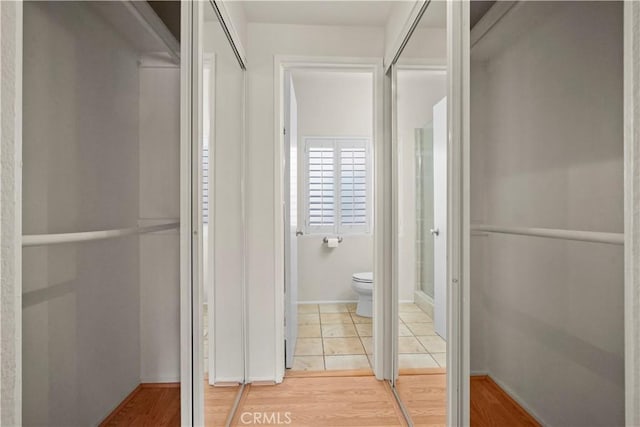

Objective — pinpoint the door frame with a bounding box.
[273,56,387,381]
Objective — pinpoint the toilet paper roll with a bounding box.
[326,237,340,248]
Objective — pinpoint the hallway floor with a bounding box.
[102,372,540,426]
[292,302,446,371]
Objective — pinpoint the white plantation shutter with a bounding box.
[304,138,370,234]
[307,142,335,229]
[339,143,368,231]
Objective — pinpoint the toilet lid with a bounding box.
[353,272,373,283]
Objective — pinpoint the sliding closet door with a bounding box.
[182,1,247,424]
[388,0,469,423]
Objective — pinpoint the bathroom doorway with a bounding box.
[276,60,384,377]
[396,67,448,371]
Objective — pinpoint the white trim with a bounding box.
[0,1,23,424]
[449,0,470,425]
[274,56,385,382]
[390,64,400,384]
[624,2,640,424]
[179,1,194,425]
[298,300,358,305]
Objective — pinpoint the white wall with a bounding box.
[396,70,447,302]
[245,22,384,381]
[470,2,624,425]
[291,71,374,302]
[22,2,141,424]
[139,62,181,383]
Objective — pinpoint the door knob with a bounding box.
[296,230,303,236]
[430,228,440,236]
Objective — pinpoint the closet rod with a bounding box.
[22,222,179,247]
[470,224,624,245]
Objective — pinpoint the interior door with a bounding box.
[284,72,299,368]
[433,97,447,339]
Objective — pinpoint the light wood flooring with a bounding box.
[102,372,541,426]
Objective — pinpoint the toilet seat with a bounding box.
[352,272,373,283]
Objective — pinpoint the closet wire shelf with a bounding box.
[22,222,179,247]
[470,224,623,246]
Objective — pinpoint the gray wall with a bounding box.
[470,2,624,425]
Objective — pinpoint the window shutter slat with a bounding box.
[339,146,367,228]
[307,146,335,226]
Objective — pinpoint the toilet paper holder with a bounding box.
[323,236,343,244]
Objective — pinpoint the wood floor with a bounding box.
[102,373,540,426]
[100,384,180,426]
[470,376,541,427]
[395,371,447,426]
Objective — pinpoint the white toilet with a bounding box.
[351,272,373,318]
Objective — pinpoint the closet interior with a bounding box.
[470,1,624,425]
[21,2,181,425]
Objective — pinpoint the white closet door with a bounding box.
[284,72,299,369]
[433,97,447,340]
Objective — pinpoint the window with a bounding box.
[304,137,371,234]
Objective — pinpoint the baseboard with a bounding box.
[285,369,374,378]
[298,300,358,305]
[398,367,446,376]
[141,382,179,388]
[140,376,180,383]
[299,299,415,305]
[413,291,434,318]
[98,384,142,426]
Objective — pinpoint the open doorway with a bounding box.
[396,67,448,370]
[283,68,377,372]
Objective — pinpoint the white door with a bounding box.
[433,97,447,339]
[284,72,299,368]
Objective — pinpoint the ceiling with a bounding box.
[240,1,396,27]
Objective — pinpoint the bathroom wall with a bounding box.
[245,22,384,381]
[291,70,374,302]
[22,2,141,424]
[396,70,447,302]
[470,2,624,425]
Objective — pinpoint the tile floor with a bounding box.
[291,302,446,371]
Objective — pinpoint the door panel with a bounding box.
[433,97,447,339]
[284,72,299,368]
